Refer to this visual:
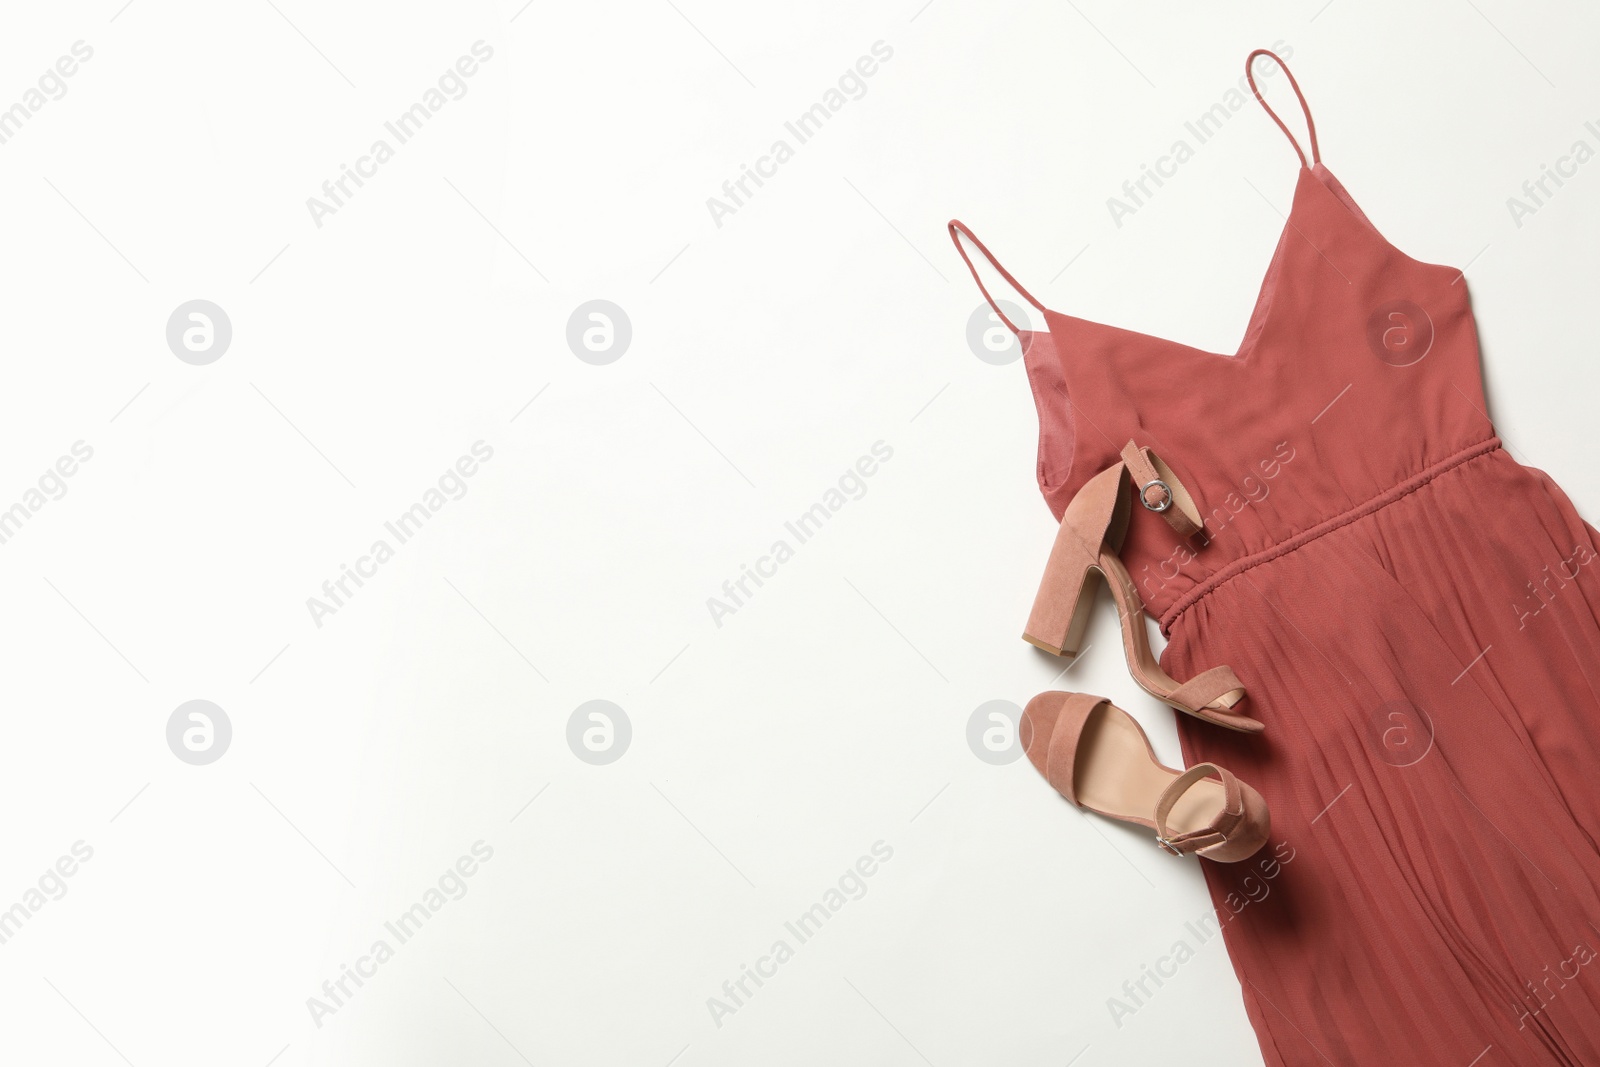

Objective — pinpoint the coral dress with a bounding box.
[957,52,1600,1066]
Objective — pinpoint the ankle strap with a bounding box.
[1154,763,1244,856]
[1120,441,1203,538]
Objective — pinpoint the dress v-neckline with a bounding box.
[1045,166,1317,367]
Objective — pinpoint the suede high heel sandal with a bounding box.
[1022,691,1271,862]
[1023,442,1263,734]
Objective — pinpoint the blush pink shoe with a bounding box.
[1022,691,1271,862]
[1023,442,1263,734]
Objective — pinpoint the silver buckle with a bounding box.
[1140,479,1173,512]
[1156,836,1183,856]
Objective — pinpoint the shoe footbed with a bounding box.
[1076,704,1223,837]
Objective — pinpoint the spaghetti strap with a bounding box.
[1245,48,1320,169]
[948,220,1048,335]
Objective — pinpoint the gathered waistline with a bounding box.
[1159,436,1503,636]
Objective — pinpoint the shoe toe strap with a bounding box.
[1154,763,1244,856]
[1037,693,1110,805]
[1167,665,1247,712]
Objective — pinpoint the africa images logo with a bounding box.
[1365,300,1434,367]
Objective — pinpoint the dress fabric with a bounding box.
[1009,62,1600,1067]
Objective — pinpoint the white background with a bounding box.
[1,1,1597,1065]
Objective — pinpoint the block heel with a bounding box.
[1023,442,1265,734]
